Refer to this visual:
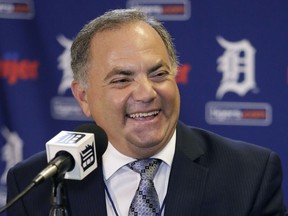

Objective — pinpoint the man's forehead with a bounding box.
[91,21,158,42]
[89,23,165,58]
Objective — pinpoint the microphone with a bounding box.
[1,123,108,214]
[32,123,108,185]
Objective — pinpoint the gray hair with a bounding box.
[71,8,178,88]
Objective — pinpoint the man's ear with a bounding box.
[71,80,91,117]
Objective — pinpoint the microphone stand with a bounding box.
[49,174,68,216]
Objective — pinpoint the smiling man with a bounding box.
[6,8,287,216]
[71,16,180,160]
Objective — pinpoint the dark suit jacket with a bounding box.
[6,122,287,215]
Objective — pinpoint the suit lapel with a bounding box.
[164,122,209,216]
[65,165,107,216]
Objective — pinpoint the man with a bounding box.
[6,8,287,215]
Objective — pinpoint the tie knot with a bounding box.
[128,158,161,180]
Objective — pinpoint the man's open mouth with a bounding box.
[126,110,160,119]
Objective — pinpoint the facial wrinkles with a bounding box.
[86,22,179,158]
[104,56,172,121]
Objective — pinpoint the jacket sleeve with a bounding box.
[6,166,29,216]
[250,151,287,215]
[6,151,51,216]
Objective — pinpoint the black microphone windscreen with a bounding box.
[74,123,108,160]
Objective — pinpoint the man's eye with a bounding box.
[111,78,129,83]
[157,71,168,76]
[109,78,131,88]
[150,71,169,81]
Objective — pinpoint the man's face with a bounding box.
[72,21,180,159]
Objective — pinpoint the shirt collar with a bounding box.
[102,129,176,180]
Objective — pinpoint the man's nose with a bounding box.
[132,78,157,103]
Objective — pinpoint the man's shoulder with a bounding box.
[12,151,47,172]
[8,151,48,188]
[177,121,275,166]
[170,122,286,214]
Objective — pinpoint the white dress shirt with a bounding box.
[102,130,176,216]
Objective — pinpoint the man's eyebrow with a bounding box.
[104,69,134,82]
[148,61,169,73]
[104,61,170,81]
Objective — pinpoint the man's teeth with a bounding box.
[128,111,159,119]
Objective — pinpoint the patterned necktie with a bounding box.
[128,158,161,216]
